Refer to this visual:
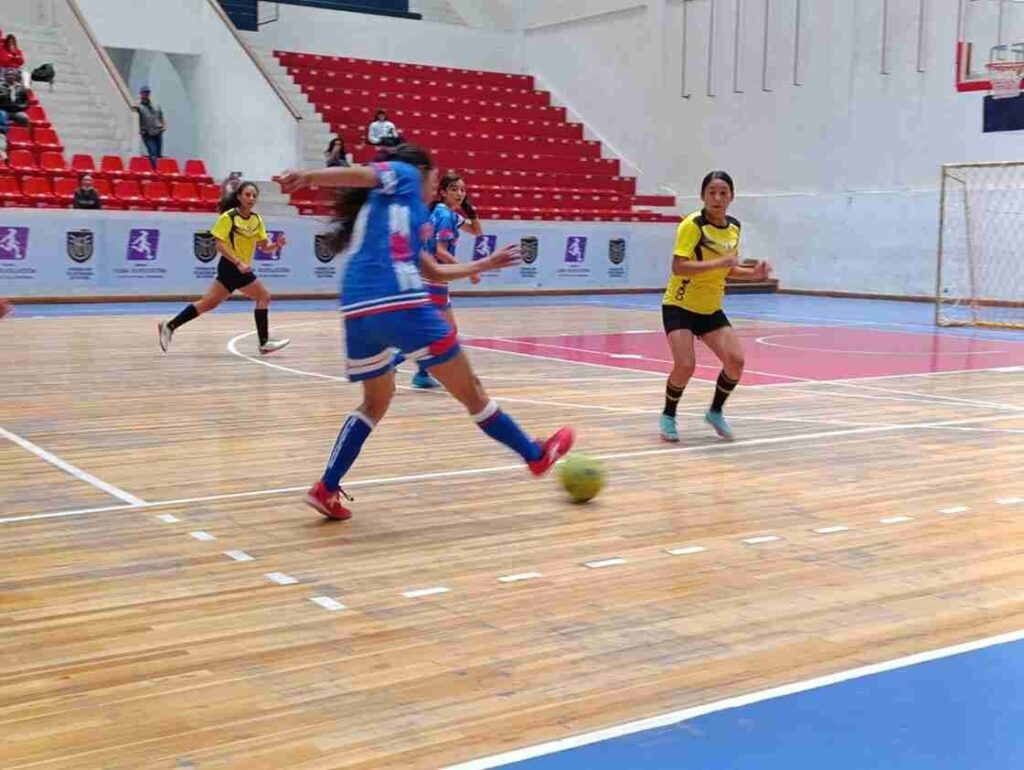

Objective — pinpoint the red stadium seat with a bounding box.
[171,181,204,212]
[92,177,115,207]
[39,152,67,175]
[100,155,128,178]
[7,149,37,172]
[0,175,23,206]
[155,158,182,179]
[71,154,96,175]
[33,128,62,152]
[25,105,49,128]
[128,156,155,178]
[5,126,32,151]
[183,159,212,182]
[113,179,144,208]
[200,183,221,208]
[21,176,58,207]
[142,180,178,210]
[53,176,77,204]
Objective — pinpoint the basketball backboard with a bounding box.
[957,0,1024,91]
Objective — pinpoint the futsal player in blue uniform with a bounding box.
[410,171,483,389]
[276,145,574,520]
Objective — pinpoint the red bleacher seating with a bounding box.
[6,127,32,151]
[276,49,675,221]
[8,150,36,173]
[171,181,204,212]
[156,158,182,179]
[0,176,23,206]
[128,156,155,178]
[113,179,145,208]
[184,159,212,182]
[93,177,114,206]
[39,152,66,175]
[53,177,77,205]
[34,128,63,153]
[26,105,49,128]
[142,180,178,210]
[100,155,128,178]
[22,176,58,208]
[71,154,96,175]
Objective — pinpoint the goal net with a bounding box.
[937,161,1024,328]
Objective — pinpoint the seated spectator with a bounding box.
[0,68,29,132]
[367,109,401,147]
[72,173,102,210]
[325,136,351,167]
[0,35,25,72]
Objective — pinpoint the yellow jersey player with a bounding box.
[660,171,771,442]
[158,182,289,355]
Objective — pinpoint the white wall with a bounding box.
[252,1,523,72]
[518,0,1024,296]
[77,0,299,179]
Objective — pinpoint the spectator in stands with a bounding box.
[219,171,242,211]
[136,85,166,169]
[0,68,30,133]
[325,137,351,167]
[72,173,102,210]
[0,35,25,72]
[367,109,401,147]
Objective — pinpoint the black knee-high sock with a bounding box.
[710,371,739,413]
[254,308,269,346]
[167,303,198,331]
[663,380,685,418]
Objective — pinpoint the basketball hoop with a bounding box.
[986,61,1024,99]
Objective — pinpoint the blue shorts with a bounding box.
[424,281,451,311]
[344,303,460,382]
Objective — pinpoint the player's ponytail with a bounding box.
[329,144,434,253]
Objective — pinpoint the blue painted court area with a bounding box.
[480,632,1024,770]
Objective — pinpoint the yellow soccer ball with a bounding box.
[558,453,605,503]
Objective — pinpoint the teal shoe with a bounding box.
[659,414,679,443]
[411,371,441,389]
[704,409,734,440]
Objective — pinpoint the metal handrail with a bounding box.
[203,0,302,122]
[63,0,136,109]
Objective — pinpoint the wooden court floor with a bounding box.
[2,303,1024,769]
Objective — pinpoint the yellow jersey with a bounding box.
[662,209,741,315]
[211,208,269,266]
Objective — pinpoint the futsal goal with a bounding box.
[937,161,1024,328]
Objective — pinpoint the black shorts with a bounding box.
[216,258,258,292]
[662,305,731,338]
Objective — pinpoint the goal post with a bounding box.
[937,161,1024,329]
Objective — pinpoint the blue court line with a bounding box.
[454,630,1024,770]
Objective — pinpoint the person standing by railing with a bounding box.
[135,86,166,169]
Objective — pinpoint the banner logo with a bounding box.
[67,230,94,263]
[608,238,626,265]
[564,236,587,263]
[520,236,539,265]
[473,234,498,260]
[0,227,29,260]
[193,231,218,263]
[255,231,285,261]
[314,233,335,263]
[126,229,159,261]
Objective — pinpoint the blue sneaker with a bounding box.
[392,351,406,367]
[659,414,679,443]
[411,371,441,389]
[704,409,734,440]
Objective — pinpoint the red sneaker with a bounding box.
[528,426,576,476]
[305,480,353,521]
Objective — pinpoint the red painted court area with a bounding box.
[465,326,1024,385]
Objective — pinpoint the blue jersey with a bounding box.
[340,161,431,319]
[426,203,466,258]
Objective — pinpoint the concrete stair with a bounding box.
[6,22,131,159]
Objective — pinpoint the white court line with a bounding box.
[742,535,782,545]
[813,525,849,534]
[402,586,450,598]
[0,425,145,506]
[584,557,626,569]
[498,572,543,583]
[880,516,914,525]
[754,332,1006,357]
[3,411,1018,525]
[997,497,1024,505]
[155,513,180,524]
[665,545,707,556]
[189,530,216,541]
[442,626,1024,770]
[939,506,970,515]
[309,595,346,611]
[265,572,298,585]
[224,550,254,562]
